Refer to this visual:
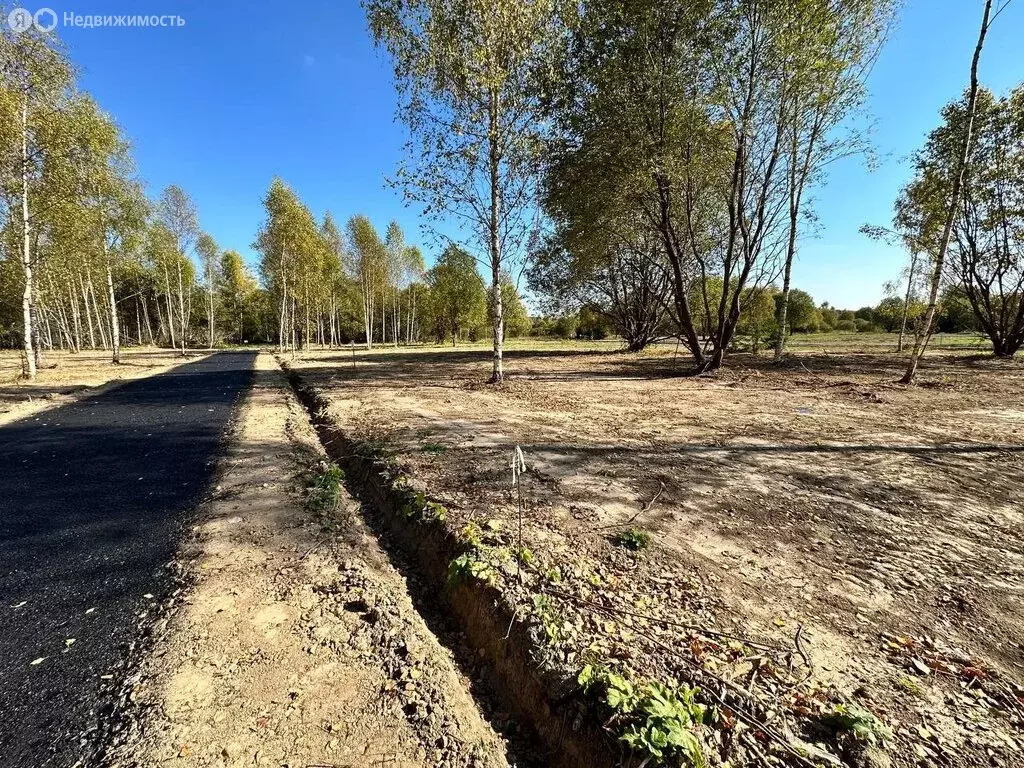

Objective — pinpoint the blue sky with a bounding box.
[55,0,1024,309]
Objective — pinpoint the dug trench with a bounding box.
[279,357,622,768]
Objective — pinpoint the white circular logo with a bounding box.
[7,7,33,32]
[34,7,57,31]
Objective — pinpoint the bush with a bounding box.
[553,314,579,339]
[531,316,555,337]
[835,320,857,332]
[577,306,611,340]
[854,318,878,333]
[613,528,652,551]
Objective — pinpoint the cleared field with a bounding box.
[288,338,1024,767]
[785,331,992,352]
[0,348,210,426]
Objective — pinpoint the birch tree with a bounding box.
[897,82,1024,359]
[772,0,897,362]
[365,0,558,381]
[346,214,386,349]
[384,221,408,347]
[219,249,256,344]
[156,185,199,355]
[0,24,72,378]
[196,232,220,348]
[403,244,426,344]
[83,117,147,365]
[254,179,322,350]
[901,0,993,383]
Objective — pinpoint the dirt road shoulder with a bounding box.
[111,352,511,768]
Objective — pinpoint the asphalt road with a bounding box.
[0,351,256,767]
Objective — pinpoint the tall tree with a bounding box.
[196,233,220,348]
[901,0,993,383]
[219,249,255,344]
[545,0,782,372]
[426,244,487,345]
[403,244,426,344]
[384,221,405,347]
[156,185,199,355]
[366,0,558,381]
[898,84,1024,358]
[0,24,73,378]
[254,178,321,351]
[346,214,387,349]
[78,101,147,364]
[772,0,897,362]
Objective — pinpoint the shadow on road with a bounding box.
[0,351,256,767]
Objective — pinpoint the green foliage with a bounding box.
[218,249,259,343]
[307,463,345,515]
[895,83,1024,356]
[738,287,778,352]
[498,275,532,339]
[937,287,978,334]
[399,490,447,524]
[780,289,820,334]
[425,245,487,345]
[364,0,557,379]
[552,314,578,340]
[613,528,651,551]
[514,546,535,564]
[530,593,563,644]
[448,551,497,586]
[822,704,892,746]
[577,306,611,340]
[461,521,484,547]
[896,676,925,697]
[579,666,706,766]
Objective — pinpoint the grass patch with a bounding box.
[613,528,652,551]
[306,462,344,515]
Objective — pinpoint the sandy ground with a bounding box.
[288,339,1024,768]
[110,353,511,768]
[0,348,211,427]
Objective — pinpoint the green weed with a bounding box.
[613,528,652,551]
[822,704,892,746]
[579,666,706,766]
[307,463,344,514]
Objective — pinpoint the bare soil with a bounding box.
[287,340,1024,768]
[111,353,512,768]
[0,348,210,427]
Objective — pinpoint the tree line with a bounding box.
[253,177,530,352]
[0,25,272,378]
[0,23,532,380]
[367,0,1022,383]
[5,3,1018,382]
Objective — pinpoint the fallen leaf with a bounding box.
[30,657,45,665]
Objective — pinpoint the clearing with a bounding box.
[284,338,1024,768]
